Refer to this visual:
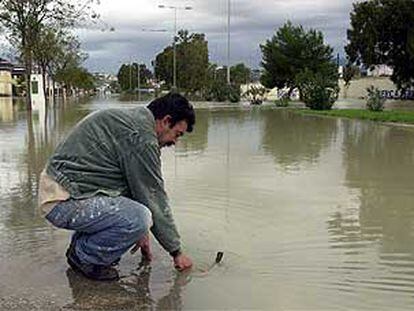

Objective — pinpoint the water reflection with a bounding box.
[327,119,414,296]
[342,120,414,254]
[0,97,14,122]
[178,108,209,154]
[65,262,189,310]
[261,109,338,171]
[0,100,91,258]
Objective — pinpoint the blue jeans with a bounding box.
[46,196,153,266]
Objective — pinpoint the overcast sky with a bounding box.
[3,0,356,74]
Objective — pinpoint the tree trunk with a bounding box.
[52,80,56,105]
[42,65,48,101]
[25,54,32,111]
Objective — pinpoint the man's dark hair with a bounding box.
[147,93,195,132]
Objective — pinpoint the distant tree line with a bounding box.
[115,29,253,102]
[117,63,153,92]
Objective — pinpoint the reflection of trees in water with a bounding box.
[0,97,15,122]
[209,107,252,126]
[65,264,189,310]
[329,120,414,255]
[261,110,338,169]
[178,107,258,155]
[177,109,209,154]
[209,107,264,154]
[2,101,91,239]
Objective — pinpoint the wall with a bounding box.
[0,70,13,96]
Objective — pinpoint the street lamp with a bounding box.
[227,0,231,85]
[158,4,193,91]
[137,62,141,101]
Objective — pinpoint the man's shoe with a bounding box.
[66,243,119,281]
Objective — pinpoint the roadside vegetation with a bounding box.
[297,109,414,125]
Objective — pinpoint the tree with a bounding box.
[32,26,61,98]
[343,65,359,86]
[154,46,173,88]
[202,63,248,102]
[346,0,414,90]
[260,21,336,95]
[0,0,98,109]
[230,63,251,85]
[50,33,87,96]
[117,64,130,91]
[342,64,360,98]
[59,66,95,92]
[117,63,152,92]
[155,29,209,94]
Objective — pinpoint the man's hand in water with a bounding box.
[174,253,193,271]
[131,233,152,261]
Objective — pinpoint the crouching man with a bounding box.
[38,93,195,280]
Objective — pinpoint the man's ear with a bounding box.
[162,115,172,127]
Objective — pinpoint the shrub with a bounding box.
[243,85,266,105]
[204,82,240,102]
[275,95,289,107]
[366,85,385,111]
[296,68,339,110]
[228,84,241,103]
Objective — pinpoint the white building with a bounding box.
[0,58,13,97]
[367,64,393,77]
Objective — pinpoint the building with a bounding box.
[11,65,26,96]
[0,58,13,97]
[0,58,27,97]
[367,64,393,77]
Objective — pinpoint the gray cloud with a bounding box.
[75,0,356,73]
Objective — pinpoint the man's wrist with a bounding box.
[170,249,182,258]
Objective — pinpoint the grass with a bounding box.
[296,109,414,125]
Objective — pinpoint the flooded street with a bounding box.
[1,96,414,310]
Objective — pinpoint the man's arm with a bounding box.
[121,137,180,253]
[120,134,191,269]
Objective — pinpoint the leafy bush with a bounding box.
[204,82,240,102]
[243,85,266,105]
[275,95,289,107]
[205,81,227,101]
[228,84,241,103]
[366,85,385,111]
[295,68,339,110]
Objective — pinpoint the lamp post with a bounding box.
[129,61,132,92]
[158,4,193,91]
[227,0,231,86]
[137,62,141,101]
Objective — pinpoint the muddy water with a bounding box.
[1,97,414,310]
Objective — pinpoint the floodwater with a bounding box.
[1,96,414,310]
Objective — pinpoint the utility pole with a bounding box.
[129,62,132,92]
[227,0,231,85]
[137,62,141,101]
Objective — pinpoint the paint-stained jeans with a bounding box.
[46,196,153,266]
